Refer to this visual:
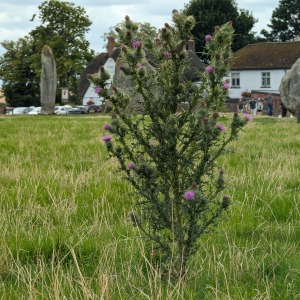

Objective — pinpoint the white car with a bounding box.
[9,107,31,114]
[55,105,72,115]
[28,107,41,115]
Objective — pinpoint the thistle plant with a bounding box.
[88,11,250,277]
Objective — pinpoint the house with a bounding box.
[79,35,120,105]
[228,41,300,109]
[79,37,205,106]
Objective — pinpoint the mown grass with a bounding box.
[0,114,299,299]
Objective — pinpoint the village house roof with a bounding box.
[78,48,120,100]
[78,40,205,100]
[231,41,300,70]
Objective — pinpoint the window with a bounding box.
[261,72,270,87]
[231,72,240,87]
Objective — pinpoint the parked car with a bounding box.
[55,106,72,115]
[28,107,41,115]
[68,106,89,114]
[87,105,101,113]
[8,107,31,115]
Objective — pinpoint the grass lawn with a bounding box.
[0,114,299,299]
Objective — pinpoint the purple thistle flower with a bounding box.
[216,123,225,131]
[244,113,252,122]
[103,124,110,131]
[128,162,135,170]
[184,191,195,200]
[149,141,154,147]
[205,66,214,73]
[205,34,212,42]
[223,82,231,89]
[94,86,101,93]
[102,135,112,142]
[219,169,225,175]
[132,40,141,48]
[222,195,230,209]
[163,51,171,58]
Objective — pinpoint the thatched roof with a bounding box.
[78,48,205,99]
[78,48,120,99]
[231,41,300,70]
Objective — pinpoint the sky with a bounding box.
[0,0,278,85]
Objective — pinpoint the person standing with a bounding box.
[237,98,244,113]
[265,93,274,116]
[256,98,263,115]
[249,98,257,115]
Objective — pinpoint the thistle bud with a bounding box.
[221,195,230,209]
[121,45,128,53]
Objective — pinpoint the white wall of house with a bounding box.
[227,69,289,99]
[82,58,116,105]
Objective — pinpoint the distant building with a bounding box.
[79,35,119,105]
[227,41,300,108]
[78,37,205,106]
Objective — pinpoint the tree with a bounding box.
[261,0,300,41]
[0,37,40,107]
[89,12,250,277]
[0,0,94,106]
[29,0,94,103]
[102,21,157,50]
[183,0,257,61]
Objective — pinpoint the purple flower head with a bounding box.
[219,169,225,175]
[128,162,135,170]
[132,40,141,48]
[94,86,101,93]
[205,34,213,42]
[163,51,171,58]
[222,195,230,209]
[216,123,225,132]
[103,124,110,131]
[184,190,195,200]
[137,63,145,68]
[149,141,154,147]
[102,135,112,142]
[223,82,231,89]
[244,113,252,122]
[205,66,214,73]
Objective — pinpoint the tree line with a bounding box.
[0,0,299,107]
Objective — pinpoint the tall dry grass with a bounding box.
[0,114,299,299]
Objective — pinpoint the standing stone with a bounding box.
[41,45,57,114]
[279,57,300,122]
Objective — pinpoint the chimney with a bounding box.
[188,39,195,53]
[107,32,115,57]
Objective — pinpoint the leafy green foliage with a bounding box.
[102,21,157,50]
[88,11,250,277]
[183,0,257,61]
[29,0,94,101]
[0,0,94,106]
[261,0,300,41]
[0,37,40,107]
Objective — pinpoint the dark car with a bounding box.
[87,105,101,113]
[68,106,89,114]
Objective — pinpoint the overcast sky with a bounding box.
[0,0,279,53]
[0,0,278,86]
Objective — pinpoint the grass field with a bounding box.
[0,114,299,299]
